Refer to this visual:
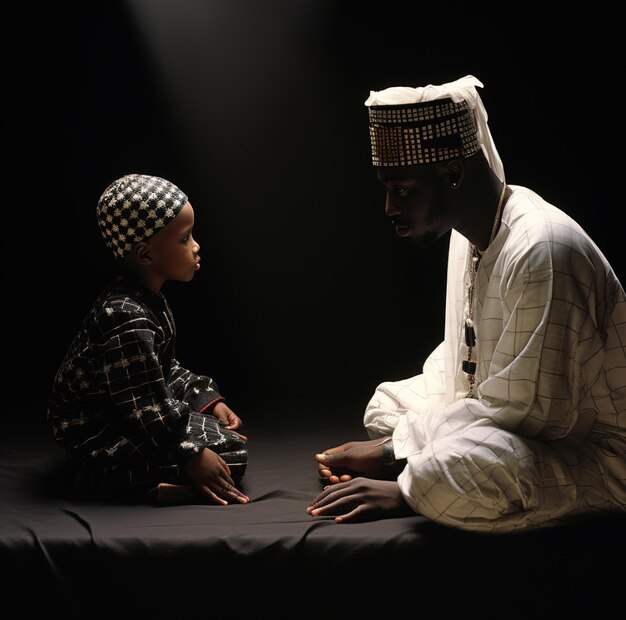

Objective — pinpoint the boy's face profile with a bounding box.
[142,201,201,284]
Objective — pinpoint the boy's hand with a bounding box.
[183,448,249,505]
[213,402,246,438]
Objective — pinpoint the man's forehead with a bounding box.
[375,166,421,183]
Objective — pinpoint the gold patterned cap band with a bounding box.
[368,97,481,167]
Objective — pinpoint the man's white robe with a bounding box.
[364,186,626,532]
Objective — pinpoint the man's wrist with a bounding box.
[382,439,396,467]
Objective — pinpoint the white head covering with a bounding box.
[365,75,505,182]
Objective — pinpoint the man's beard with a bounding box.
[408,189,448,249]
[408,230,440,249]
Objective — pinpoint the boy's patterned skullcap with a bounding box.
[96,173,188,258]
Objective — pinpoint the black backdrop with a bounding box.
[3,0,623,429]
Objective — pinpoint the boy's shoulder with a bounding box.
[90,276,162,327]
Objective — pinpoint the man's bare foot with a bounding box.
[315,438,402,485]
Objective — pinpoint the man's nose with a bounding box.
[384,192,402,217]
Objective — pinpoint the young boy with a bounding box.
[48,173,249,506]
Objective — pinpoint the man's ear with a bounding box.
[132,241,152,265]
[445,159,465,189]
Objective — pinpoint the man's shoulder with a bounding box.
[503,186,607,275]
[506,186,586,244]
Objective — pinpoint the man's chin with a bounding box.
[407,232,439,249]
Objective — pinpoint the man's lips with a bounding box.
[391,218,411,237]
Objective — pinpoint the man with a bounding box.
[307,75,626,532]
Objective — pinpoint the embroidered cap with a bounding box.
[367,98,481,167]
[96,174,188,258]
[365,75,504,180]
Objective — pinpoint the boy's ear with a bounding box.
[132,241,152,265]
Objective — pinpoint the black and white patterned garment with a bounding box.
[364,186,626,532]
[48,275,247,497]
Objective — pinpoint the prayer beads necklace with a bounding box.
[462,182,507,398]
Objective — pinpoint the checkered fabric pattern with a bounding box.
[48,275,247,495]
[96,174,188,258]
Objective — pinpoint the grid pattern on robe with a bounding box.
[364,185,626,532]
